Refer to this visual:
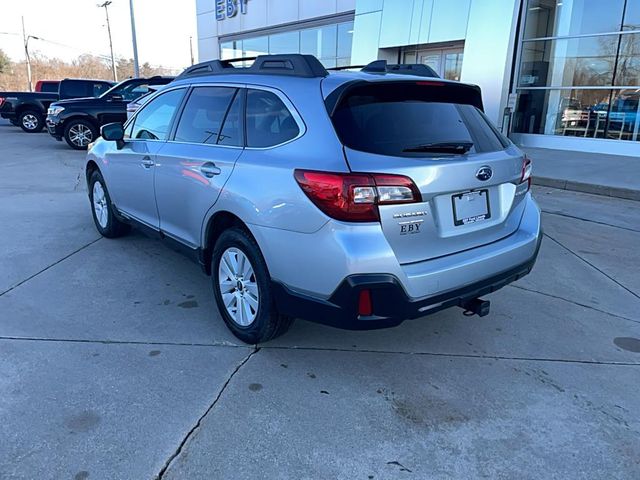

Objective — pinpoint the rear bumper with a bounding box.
[1,112,17,121]
[272,233,541,329]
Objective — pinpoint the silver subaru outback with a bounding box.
[86,54,541,344]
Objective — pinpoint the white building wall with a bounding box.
[196,0,356,60]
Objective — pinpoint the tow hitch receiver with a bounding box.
[460,298,491,317]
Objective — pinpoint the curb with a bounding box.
[533,176,640,202]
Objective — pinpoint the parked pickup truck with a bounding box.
[0,78,114,133]
[46,76,174,149]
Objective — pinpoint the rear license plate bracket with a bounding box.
[451,189,491,226]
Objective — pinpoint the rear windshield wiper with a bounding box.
[403,141,474,154]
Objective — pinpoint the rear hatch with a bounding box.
[328,80,529,264]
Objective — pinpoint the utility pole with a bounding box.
[128,0,140,77]
[21,17,32,92]
[189,36,194,66]
[98,1,118,82]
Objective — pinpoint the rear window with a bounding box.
[331,82,508,157]
[40,82,59,93]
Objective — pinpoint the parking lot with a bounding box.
[1,119,639,479]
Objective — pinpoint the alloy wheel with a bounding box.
[22,114,38,130]
[69,124,93,147]
[218,247,259,326]
[92,181,109,229]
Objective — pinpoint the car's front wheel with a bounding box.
[65,119,97,150]
[88,170,130,238]
[18,110,44,133]
[212,227,293,344]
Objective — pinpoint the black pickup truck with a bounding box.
[0,79,113,133]
[46,76,174,149]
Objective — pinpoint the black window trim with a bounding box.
[169,84,243,148]
[124,85,188,143]
[163,82,306,150]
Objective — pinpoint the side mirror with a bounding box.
[101,122,125,149]
[109,94,124,102]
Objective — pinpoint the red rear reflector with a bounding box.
[358,289,373,316]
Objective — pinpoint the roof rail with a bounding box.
[177,54,329,79]
[361,60,440,78]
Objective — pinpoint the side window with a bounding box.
[63,81,87,98]
[129,89,185,141]
[93,82,111,97]
[174,87,237,145]
[246,89,300,148]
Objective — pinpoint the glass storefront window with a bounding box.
[514,0,639,142]
[220,20,354,69]
[616,33,640,85]
[625,1,640,31]
[337,22,354,59]
[523,0,627,39]
[607,89,640,141]
[243,36,268,57]
[300,25,337,60]
[269,31,300,55]
[444,52,464,81]
[220,40,242,60]
[519,36,618,88]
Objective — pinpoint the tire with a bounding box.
[64,119,98,150]
[88,170,130,238]
[18,110,44,133]
[212,227,293,344]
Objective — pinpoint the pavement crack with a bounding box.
[156,346,260,480]
[508,284,640,325]
[261,345,640,367]
[541,210,640,234]
[0,237,102,297]
[544,233,640,301]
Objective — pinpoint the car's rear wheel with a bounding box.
[212,227,293,344]
[65,119,97,150]
[18,110,44,133]
[88,170,130,238]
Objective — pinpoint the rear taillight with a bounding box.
[0,97,4,107]
[520,156,532,190]
[294,170,422,222]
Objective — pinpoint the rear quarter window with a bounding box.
[331,82,508,157]
[246,89,300,148]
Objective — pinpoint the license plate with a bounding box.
[452,190,491,226]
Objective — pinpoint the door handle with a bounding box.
[141,156,154,168]
[200,162,222,178]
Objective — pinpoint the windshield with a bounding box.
[331,82,509,157]
[100,80,153,102]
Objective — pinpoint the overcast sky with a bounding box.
[0,0,197,70]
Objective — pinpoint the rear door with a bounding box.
[154,85,244,248]
[330,80,528,264]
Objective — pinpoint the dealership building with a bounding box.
[196,0,639,155]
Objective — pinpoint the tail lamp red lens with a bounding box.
[294,170,422,222]
[0,97,4,107]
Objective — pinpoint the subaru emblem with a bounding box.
[476,166,493,181]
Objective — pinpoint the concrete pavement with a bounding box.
[522,147,640,201]
[1,121,639,479]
